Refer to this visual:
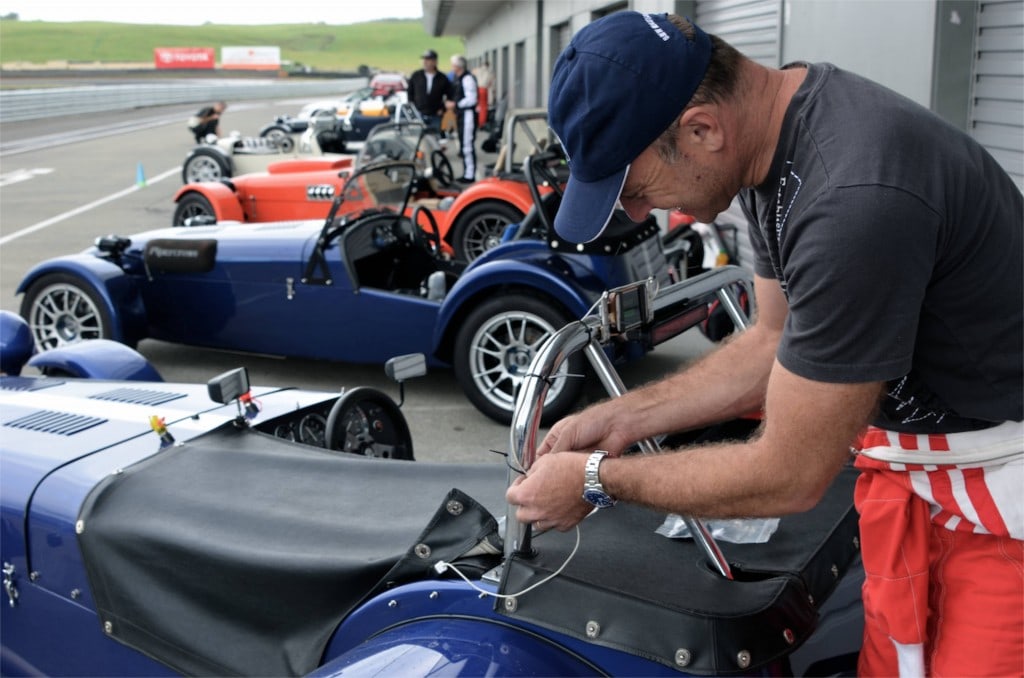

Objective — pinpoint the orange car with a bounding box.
[172,111,558,262]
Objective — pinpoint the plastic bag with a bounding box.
[656,513,779,544]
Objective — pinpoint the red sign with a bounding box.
[154,47,215,70]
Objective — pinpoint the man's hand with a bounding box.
[506,452,593,531]
[537,403,632,458]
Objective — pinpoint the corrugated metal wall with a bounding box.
[694,0,783,268]
[695,0,783,67]
[970,0,1024,190]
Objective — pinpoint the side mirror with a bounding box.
[385,353,426,382]
[384,353,426,407]
[207,367,250,405]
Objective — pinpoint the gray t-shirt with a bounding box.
[740,63,1022,433]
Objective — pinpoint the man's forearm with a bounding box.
[600,323,779,444]
[600,362,881,519]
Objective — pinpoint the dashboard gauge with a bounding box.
[273,423,296,441]
[298,413,327,447]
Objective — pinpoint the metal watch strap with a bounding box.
[584,450,607,485]
[582,450,616,508]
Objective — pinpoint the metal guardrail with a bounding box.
[0,76,368,123]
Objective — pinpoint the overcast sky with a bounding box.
[1,0,423,25]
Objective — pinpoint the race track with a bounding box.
[0,94,713,463]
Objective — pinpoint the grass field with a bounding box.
[0,19,465,74]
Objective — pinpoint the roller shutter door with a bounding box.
[695,0,783,67]
[970,1,1024,190]
[696,0,783,269]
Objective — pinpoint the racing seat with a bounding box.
[342,212,439,294]
[295,111,345,155]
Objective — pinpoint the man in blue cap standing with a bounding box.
[506,11,1022,677]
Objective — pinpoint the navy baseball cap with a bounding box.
[548,12,712,242]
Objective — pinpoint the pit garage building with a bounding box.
[423,0,1023,192]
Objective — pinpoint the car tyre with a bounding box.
[450,201,524,263]
[261,126,295,153]
[173,192,216,226]
[182,147,231,183]
[453,293,585,425]
[19,274,113,351]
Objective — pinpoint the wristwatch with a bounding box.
[582,450,616,508]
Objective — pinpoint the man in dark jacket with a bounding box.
[407,49,450,132]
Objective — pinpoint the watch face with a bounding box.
[583,488,616,508]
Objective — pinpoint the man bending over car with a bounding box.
[506,12,1023,677]
[188,100,227,143]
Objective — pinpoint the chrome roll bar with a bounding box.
[505,266,754,580]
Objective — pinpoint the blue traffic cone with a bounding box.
[136,162,147,187]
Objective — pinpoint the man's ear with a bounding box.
[679,106,724,152]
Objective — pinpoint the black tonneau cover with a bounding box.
[498,466,860,675]
[77,424,508,676]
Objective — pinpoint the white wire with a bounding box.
[434,524,582,600]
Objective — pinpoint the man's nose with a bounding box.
[618,197,650,223]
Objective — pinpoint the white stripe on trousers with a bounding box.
[858,421,1024,539]
[459,109,476,179]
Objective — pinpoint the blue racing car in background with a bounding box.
[18,156,683,424]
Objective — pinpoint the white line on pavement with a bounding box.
[0,166,179,246]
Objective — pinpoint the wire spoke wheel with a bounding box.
[182,148,231,183]
[462,215,512,262]
[186,156,223,182]
[451,201,523,263]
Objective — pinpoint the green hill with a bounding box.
[0,19,464,74]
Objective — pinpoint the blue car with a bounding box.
[0,309,161,382]
[0,284,864,677]
[17,159,677,424]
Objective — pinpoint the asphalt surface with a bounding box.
[0,97,715,464]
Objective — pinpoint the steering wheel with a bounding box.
[410,204,443,257]
[534,147,565,199]
[524,152,555,237]
[324,387,414,460]
[431,150,455,187]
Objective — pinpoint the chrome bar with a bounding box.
[505,273,746,579]
[582,342,658,457]
[715,286,750,331]
[583,341,733,580]
[506,318,600,557]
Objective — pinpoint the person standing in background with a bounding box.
[407,49,451,132]
[445,55,478,184]
[474,59,494,128]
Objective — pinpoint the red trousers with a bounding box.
[854,427,1024,677]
